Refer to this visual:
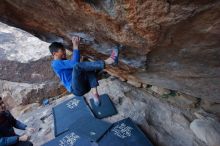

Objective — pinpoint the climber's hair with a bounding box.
[0,96,6,123]
[49,42,65,55]
[0,97,3,107]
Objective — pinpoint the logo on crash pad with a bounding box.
[66,99,80,109]
[90,131,96,136]
[59,132,80,146]
[112,123,133,139]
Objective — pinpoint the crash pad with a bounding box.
[99,118,153,146]
[90,94,117,119]
[42,130,94,146]
[53,96,93,137]
[69,116,112,142]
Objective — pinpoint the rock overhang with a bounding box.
[0,0,219,102]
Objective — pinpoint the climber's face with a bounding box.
[53,48,66,60]
[0,98,6,112]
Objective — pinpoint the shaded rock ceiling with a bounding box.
[0,0,219,102]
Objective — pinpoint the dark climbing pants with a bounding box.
[71,60,105,96]
[13,141,33,146]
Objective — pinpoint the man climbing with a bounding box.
[0,97,35,146]
[49,36,119,106]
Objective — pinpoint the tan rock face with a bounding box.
[150,86,171,95]
[0,0,219,102]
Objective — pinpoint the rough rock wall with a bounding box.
[0,22,50,62]
[0,0,219,102]
[0,22,65,107]
[0,57,66,107]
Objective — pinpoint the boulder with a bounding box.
[0,22,66,107]
[201,100,220,118]
[150,86,171,95]
[190,118,220,146]
[0,79,66,108]
[167,93,199,108]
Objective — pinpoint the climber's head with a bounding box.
[49,42,66,60]
[0,97,7,124]
[0,97,6,112]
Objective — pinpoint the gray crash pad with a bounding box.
[53,96,93,137]
[99,118,154,146]
[69,116,112,142]
[90,94,117,119]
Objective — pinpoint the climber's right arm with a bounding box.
[71,36,80,63]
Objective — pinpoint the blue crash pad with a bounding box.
[53,96,93,137]
[90,94,117,119]
[69,116,112,142]
[99,118,153,146]
[42,129,94,146]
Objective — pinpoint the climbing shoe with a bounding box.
[90,93,101,106]
[110,45,120,65]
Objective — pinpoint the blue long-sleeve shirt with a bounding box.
[0,111,27,146]
[51,50,80,92]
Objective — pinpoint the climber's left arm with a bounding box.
[6,111,27,130]
[14,120,27,130]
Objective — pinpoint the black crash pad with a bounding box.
[69,116,112,142]
[42,130,94,146]
[99,118,153,146]
[53,96,93,137]
[90,94,117,119]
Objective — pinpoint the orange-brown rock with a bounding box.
[0,0,219,102]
